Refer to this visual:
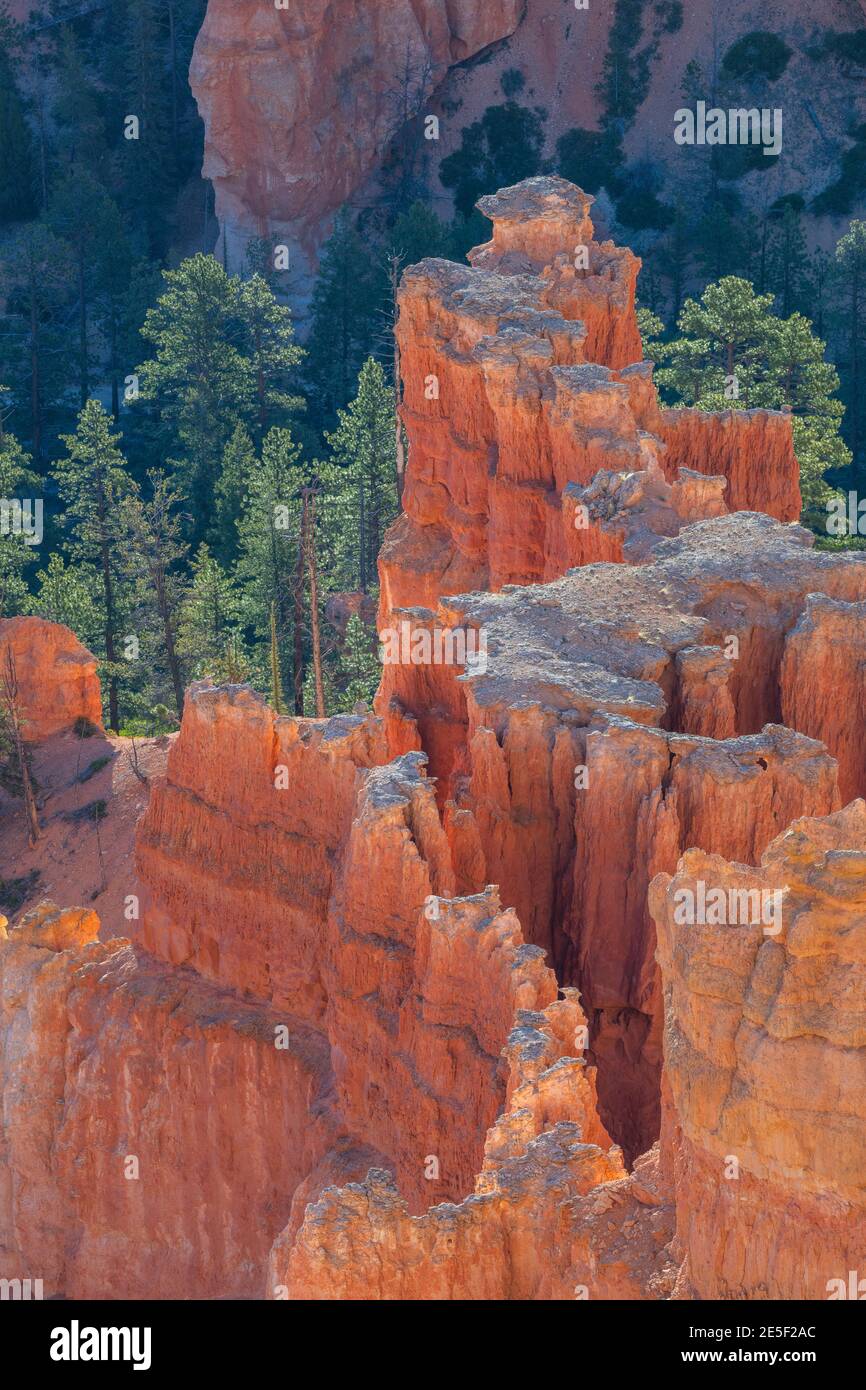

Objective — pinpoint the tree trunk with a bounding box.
[2,651,40,845]
[98,488,120,733]
[29,277,42,461]
[157,572,184,719]
[78,252,88,407]
[293,507,305,715]
[304,490,326,717]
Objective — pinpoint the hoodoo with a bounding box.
[1,180,863,1303]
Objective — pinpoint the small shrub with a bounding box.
[500,67,525,98]
[721,32,792,82]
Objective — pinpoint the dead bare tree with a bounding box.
[0,647,40,845]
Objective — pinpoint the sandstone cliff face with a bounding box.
[2,177,862,1304]
[189,0,522,297]
[379,178,801,667]
[190,0,866,302]
[0,617,102,740]
[0,903,339,1299]
[650,803,866,1301]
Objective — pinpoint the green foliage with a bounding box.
[338,613,380,709]
[721,32,791,82]
[500,68,525,99]
[0,429,38,617]
[439,102,546,219]
[177,542,240,679]
[319,358,399,593]
[53,400,134,729]
[304,211,381,426]
[597,0,654,123]
[0,45,37,222]
[648,278,848,527]
[555,127,624,195]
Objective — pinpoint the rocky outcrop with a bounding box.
[379,178,802,650]
[2,176,861,1305]
[0,617,102,740]
[189,0,522,298]
[650,802,866,1300]
[0,903,338,1299]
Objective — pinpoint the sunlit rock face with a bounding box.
[380,177,801,656]
[189,0,523,305]
[1,177,861,1303]
[0,617,102,739]
[651,802,866,1301]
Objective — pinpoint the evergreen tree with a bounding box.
[385,202,456,267]
[48,171,129,408]
[338,612,380,709]
[54,401,133,731]
[648,278,849,528]
[305,212,381,426]
[834,222,866,476]
[0,45,37,222]
[236,272,304,444]
[439,102,546,219]
[0,430,38,617]
[32,552,102,652]
[0,223,73,458]
[177,542,239,677]
[137,254,251,527]
[321,357,399,593]
[213,423,257,563]
[121,471,189,718]
[51,30,107,173]
[234,426,307,703]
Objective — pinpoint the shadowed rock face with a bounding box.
[2,178,863,1302]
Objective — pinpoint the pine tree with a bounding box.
[54,401,133,732]
[305,212,380,425]
[0,429,38,618]
[234,426,306,703]
[213,423,257,563]
[236,273,304,445]
[48,171,129,408]
[339,613,380,709]
[0,223,73,459]
[322,357,399,592]
[137,254,251,529]
[177,542,239,677]
[32,552,102,652]
[0,45,37,222]
[121,471,190,718]
[834,222,866,477]
[650,278,849,529]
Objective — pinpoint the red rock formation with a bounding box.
[650,802,866,1300]
[380,178,802,663]
[0,903,339,1299]
[2,178,861,1306]
[0,617,102,740]
[189,0,523,297]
